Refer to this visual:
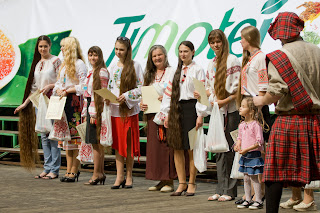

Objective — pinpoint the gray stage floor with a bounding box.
[0,164,319,212]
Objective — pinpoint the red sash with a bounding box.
[266,50,313,111]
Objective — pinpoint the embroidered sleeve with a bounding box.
[123,62,143,109]
[100,68,109,89]
[75,60,88,96]
[225,57,241,94]
[257,56,268,92]
[53,57,62,74]
[81,98,88,118]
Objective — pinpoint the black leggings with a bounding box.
[265,181,283,213]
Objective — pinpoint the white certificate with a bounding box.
[193,78,210,106]
[76,122,87,142]
[45,96,67,120]
[94,88,119,103]
[29,90,41,108]
[141,86,161,114]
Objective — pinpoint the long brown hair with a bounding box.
[19,35,51,169]
[88,46,107,140]
[236,26,261,106]
[208,29,230,100]
[167,41,194,150]
[144,45,169,86]
[116,37,137,117]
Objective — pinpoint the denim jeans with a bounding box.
[41,134,61,175]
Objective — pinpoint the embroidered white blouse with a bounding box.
[53,59,87,96]
[31,55,61,93]
[240,50,268,96]
[81,68,109,118]
[206,54,241,114]
[107,60,144,117]
[155,61,206,124]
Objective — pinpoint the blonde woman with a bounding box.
[53,37,87,182]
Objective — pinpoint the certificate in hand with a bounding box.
[193,78,210,106]
[188,126,197,150]
[141,86,161,114]
[76,122,87,142]
[29,90,41,108]
[45,96,67,120]
[94,88,119,103]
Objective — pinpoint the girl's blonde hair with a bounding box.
[242,97,269,132]
[236,26,261,107]
[59,37,85,82]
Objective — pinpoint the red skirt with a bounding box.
[262,115,320,187]
[111,114,140,158]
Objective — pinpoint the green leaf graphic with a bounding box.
[0,30,71,107]
[261,0,288,14]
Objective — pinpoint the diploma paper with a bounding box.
[230,129,239,143]
[141,86,161,114]
[94,88,119,103]
[188,126,197,150]
[45,96,67,120]
[29,90,41,108]
[76,122,87,142]
[193,78,210,107]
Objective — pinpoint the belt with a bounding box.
[277,109,320,115]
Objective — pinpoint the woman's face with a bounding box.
[115,41,128,60]
[240,35,250,51]
[38,40,51,58]
[209,38,223,54]
[179,44,194,64]
[151,48,166,69]
[88,51,99,67]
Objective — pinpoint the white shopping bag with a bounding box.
[305,181,320,189]
[100,103,113,147]
[48,111,71,141]
[193,127,207,173]
[76,142,94,164]
[230,151,244,179]
[205,102,229,153]
[35,94,53,133]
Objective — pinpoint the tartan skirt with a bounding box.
[262,115,320,187]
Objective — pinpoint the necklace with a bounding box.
[155,69,165,82]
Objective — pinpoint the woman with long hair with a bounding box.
[82,46,109,185]
[14,35,61,177]
[205,29,241,202]
[234,25,270,205]
[140,45,176,192]
[107,36,143,189]
[160,41,206,196]
[53,37,87,182]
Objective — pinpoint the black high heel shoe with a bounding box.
[111,179,126,189]
[185,183,197,196]
[170,183,188,196]
[60,173,71,182]
[124,179,133,189]
[66,171,80,182]
[100,176,106,185]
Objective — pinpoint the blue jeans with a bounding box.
[41,133,61,175]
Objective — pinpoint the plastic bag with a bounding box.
[48,111,71,141]
[35,93,53,133]
[305,181,320,189]
[205,102,229,153]
[100,103,113,147]
[230,151,244,179]
[193,127,207,173]
[76,142,93,164]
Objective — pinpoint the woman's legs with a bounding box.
[70,149,79,177]
[114,150,125,185]
[99,144,105,176]
[303,189,314,204]
[91,144,104,180]
[187,149,197,193]
[125,128,134,185]
[173,150,187,192]
[65,150,73,177]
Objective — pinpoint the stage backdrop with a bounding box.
[0,0,319,107]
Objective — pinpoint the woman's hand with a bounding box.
[158,95,163,101]
[233,141,241,152]
[206,89,211,97]
[56,89,63,96]
[216,99,225,109]
[59,90,68,100]
[194,90,200,100]
[164,116,169,128]
[116,94,126,104]
[90,117,96,125]
[83,117,87,122]
[104,99,111,105]
[196,116,203,131]
[140,101,148,112]
[40,85,52,95]
[14,102,27,114]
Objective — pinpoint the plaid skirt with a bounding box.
[262,115,320,187]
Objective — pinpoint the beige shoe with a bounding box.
[160,185,174,192]
[280,199,302,209]
[148,181,165,191]
[293,201,317,212]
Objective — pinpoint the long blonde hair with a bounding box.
[59,37,85,82]
[208,29,230,100]
[236,26,261,106]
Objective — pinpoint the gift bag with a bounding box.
[76,142,94,164]
[305,181,320,189]
[35,94,53,133]
[48,112,71,141]
[193,127,207,173]
[230,151,244,179]
[205,102,229,153]
[100,103,113,147]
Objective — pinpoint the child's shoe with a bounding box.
[237,200,252,209]
[249,201,263,210]
[293,201,317,212]
[280,199,302,209]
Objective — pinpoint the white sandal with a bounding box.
[218,195,234,202]
[208,194,220,201]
